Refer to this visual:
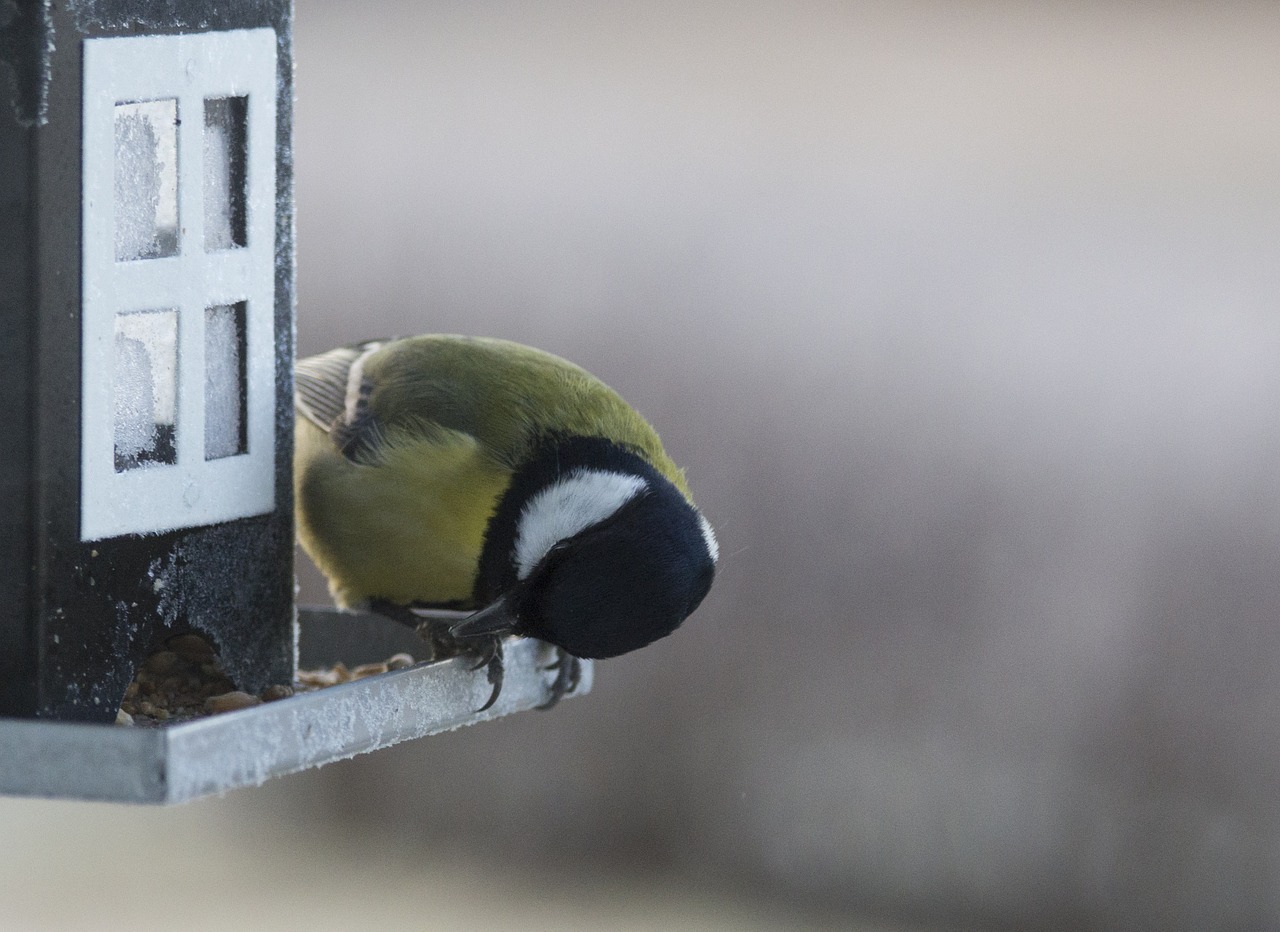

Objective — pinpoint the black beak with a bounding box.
[449,593,520,640]
[452,538,573,641]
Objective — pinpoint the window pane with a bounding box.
[205,302,248,460]
[114,99,179,261]
[115,309,178,471]
[204,97,248,251]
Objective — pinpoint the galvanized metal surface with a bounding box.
[0,607,592,804]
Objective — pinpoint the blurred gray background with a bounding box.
[7,2,1277,930]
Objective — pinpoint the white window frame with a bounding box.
[81,29,277,541]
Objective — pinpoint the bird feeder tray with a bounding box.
[0,607,591,804]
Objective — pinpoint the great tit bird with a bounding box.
[294,335,718,710]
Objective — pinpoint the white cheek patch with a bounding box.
[514,469,648,579]
[698,514,719,564]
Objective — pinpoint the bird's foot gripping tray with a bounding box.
[0,607,591,804]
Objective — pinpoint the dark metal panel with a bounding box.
[23,2,297,721]
[31,0,89,718]
[0,0,54,127]
[67,0,292,36]
[0,92,37,717]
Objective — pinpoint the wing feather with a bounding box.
[296,340,387,462]
[296,344,360,430]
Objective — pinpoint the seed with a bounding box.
[170,634,216,660]
[296,668,341,688]
[299,662,354,685]
[386,653,415,670]
[261,684,294,702]
[351,662,388,679]
[142,651,178,675]
[204,691,261,714]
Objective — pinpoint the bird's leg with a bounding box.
[368,598,457,663]
[367,599,468,661]
[413,615,469,664]
[368,598,421,631]
[368,600,504,711]
[537,647,582,710]
[426,626,503,711]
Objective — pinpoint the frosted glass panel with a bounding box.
[204,97,248,251]
[114,99,179,261]
[205,303,247,460]
[115,309,178,471]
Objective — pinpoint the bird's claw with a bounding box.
[438,632,504,713]
[537,647,581,710]
[403,615,504,712]
[370,601,505,712]
[465,635,496,671]
[475,637,504,713]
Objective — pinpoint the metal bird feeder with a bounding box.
[0,0,587,804]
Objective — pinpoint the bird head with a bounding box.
[454,439,718,659]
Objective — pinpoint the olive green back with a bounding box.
[365,336,692,498]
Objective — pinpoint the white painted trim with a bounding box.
[513,470,648,579]
[81,29,278,540]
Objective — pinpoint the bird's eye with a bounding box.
[526,539,572,588]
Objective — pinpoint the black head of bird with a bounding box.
[452,436,718,660]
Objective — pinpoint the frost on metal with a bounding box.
[0,0,54,127]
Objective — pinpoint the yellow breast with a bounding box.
[294,418,511,609]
